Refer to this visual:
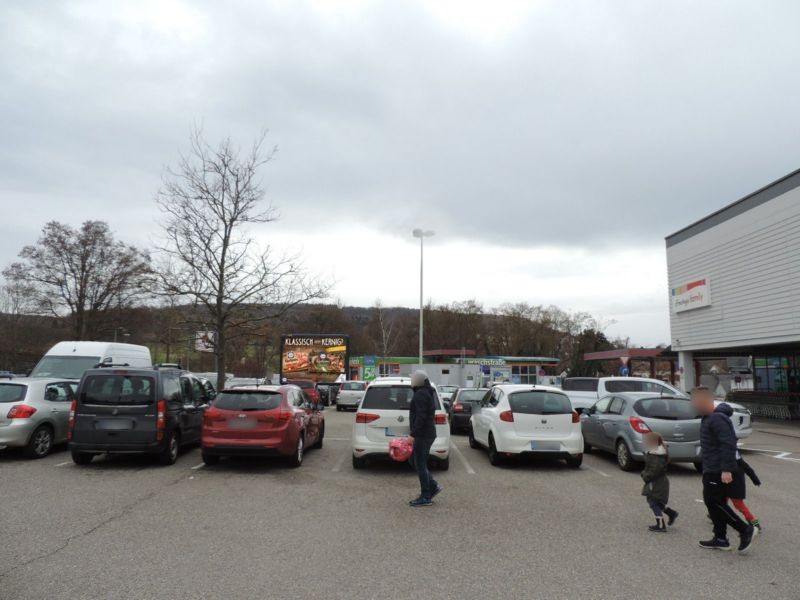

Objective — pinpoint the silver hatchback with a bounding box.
[581,393,703,472]
[0,379,76,458]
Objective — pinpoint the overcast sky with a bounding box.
[2,0,800,346]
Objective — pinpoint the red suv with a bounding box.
[201,385,324,467]
[287,379,320,404]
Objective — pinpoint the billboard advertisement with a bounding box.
[195,331,215,353]
[671,276,711,313]
[280,334,350,383]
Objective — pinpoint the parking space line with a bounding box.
[55,461,72,467]
[450,443,475,475]
[582,463,610,478]
[326,437,350,441]
[332,450,350,472]
[190,463,205,470]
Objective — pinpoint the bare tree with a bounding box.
[3,221,151,340]
[370,300,397,357]
[155,129,329,384]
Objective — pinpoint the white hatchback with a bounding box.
[351,378,450,470]
[469,384,583,468]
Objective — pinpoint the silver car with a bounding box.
[581,393,703,472]
[0,378,76,458]
[336,381,367,411]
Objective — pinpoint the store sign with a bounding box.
[464,358,507,366]
[195,331,215,353]
[671,277,711,313]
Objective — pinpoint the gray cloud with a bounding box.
[2,0,800,258]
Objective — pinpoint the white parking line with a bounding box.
[450,443,475,475]
[582,463,610,478]
[326,437,350,442]
[190,463,205,470]
[55,461,72,467]
[741,447,800,464]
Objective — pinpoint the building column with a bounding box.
[678,351,695,393]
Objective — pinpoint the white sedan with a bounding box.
[351,378,450,470]
[469,384,583,468]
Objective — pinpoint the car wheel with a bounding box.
[488,434,502,467]
[24,425,53,459]
[314,424,324,449]
[158,430,180,465]
[71,450,95,465]
[352,454,367,469]
[583,441,592,454]
[336,405,342,412]
[565,454,583,468]
[437,457,450,471]
[693,461,703,473]
[616,440,636,472]
[202,453,220,466]
[468,428,480,449]
[288,433,304,468]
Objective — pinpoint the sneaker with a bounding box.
[648,520,667,533]
[750,519,762,533]
[430,484,443,500]
[408,497,433,508]
[738,525,755,553]
[699,538,731,551]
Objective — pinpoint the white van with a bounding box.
[29,342,152,380]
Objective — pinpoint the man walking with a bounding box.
[691,386,755,553]
[407,370,442,507]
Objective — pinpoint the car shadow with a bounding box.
[586,449,699,477]
[202,456,298,473]
[0,443,68,461]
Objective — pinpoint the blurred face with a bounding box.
[691,389,715,415]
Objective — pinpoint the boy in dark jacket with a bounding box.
[407,370,441,507]
[641,432,678,532]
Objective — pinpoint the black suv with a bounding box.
[69,365,211,466]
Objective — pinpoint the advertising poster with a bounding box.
[280,334,350,383]
[195,331,215,353]
[363,355,377,382]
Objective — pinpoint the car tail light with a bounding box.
[630,416,652,434]
[68,399,76,440]
[203,407,223,426]
[499,410,514,422]
[356,412,380,423]
[156,399,166,440]
[453,402,464,412]
[7,404,37,419]
[276,408,292,421]
[435,414,447,425]
[572,410,580,424]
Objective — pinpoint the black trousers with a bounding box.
[702,472,748,540]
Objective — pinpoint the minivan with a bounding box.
[30,341,152,380]
[69,366,210,465]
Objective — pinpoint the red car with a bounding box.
[287,379,320,405]
[201,385,324,467]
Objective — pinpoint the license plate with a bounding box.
[228,418,256,429]
[384,428,405,437]
[530,440,560,451]
[96,419,132,431]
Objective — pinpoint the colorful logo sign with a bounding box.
[671,277,711,313]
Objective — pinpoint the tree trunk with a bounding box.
[215,324,226,390]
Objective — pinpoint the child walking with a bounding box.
[729,455,762,532]
[641,432,679,532]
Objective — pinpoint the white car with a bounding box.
[469,384,583,468]
[337,381,367,411]
[351,377,450,470]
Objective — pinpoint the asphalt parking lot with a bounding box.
[1,410,798,600]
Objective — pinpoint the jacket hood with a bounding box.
[714,402,734,417]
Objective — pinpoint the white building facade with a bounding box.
[666,168,800,418]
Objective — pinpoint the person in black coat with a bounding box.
[692,386,756,553]
[641,432,678,533]
[407,370,442,507]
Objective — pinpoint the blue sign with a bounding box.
[363,355,377,367]
[620,367,630,377]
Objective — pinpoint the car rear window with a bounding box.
[215,391,282,411]
[634,398,699,420]
[440,386,458,393]
[81,375,155,405]
[562,379,598,392]
[0,384,27,403]
[457,390,486,402]
[342,382,366,391]
[361,385,441,410]
[605,380,671,393]
[508,391,572,415]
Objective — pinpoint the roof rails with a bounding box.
[94,363,131,369]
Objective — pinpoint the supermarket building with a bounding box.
[666,168,800,419]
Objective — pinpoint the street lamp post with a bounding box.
[412,229,435,367]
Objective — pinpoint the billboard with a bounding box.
[195,331,215,353]
[671,276,711,313]
[279,334,350,383]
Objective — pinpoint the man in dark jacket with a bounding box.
[692,386,755,553]
[407,370,442,507]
